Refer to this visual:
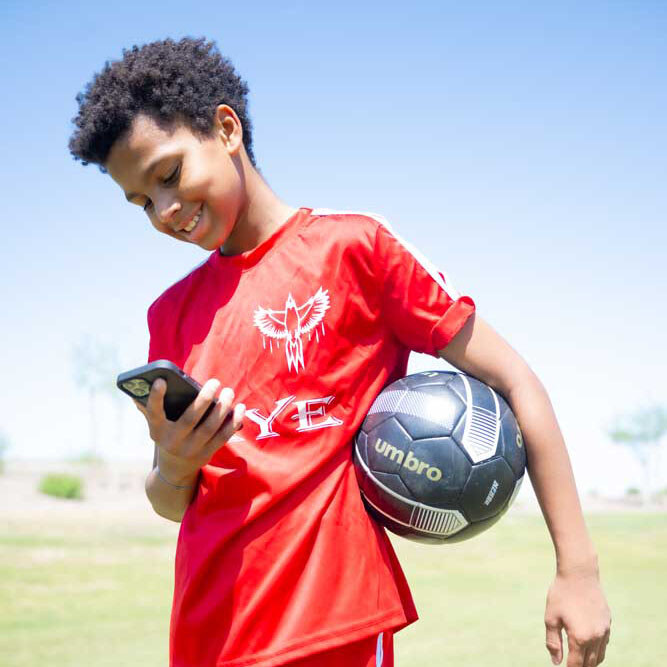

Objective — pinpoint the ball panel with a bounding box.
[451,375,500,464]
[393,386,465,440]
[370,470,414,498]
[355,430,368,463]
[398,437,470,508]
[361,501,452,545]
[460,458,516,522]
[354,460,414,526]
[362,389,407,432]
[497,398,527,478]
[440,507,508,543]
[467,375,500,414]
[446,373,468,404]
[402,370,457,389]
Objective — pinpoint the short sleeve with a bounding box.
[146,302,165,363]
[146,298,177,364]
[373,222,475,355]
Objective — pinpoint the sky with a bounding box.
[1,1,665,497]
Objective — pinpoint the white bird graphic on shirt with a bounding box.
[253,287,331,373]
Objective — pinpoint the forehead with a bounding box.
[105,115,197,182]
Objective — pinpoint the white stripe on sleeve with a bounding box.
[310,208,462,300]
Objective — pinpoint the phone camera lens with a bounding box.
[122,379,151,397]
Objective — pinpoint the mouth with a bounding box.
[180,207,202,234]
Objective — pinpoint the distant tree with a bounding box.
[71,336,122,460]
[0,430,9,474]
[608,405,667,503]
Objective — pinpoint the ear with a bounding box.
[214,104,244,156]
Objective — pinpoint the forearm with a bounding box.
[145,458,200,523]
[508,369,597,573]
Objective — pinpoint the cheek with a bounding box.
[149,213,176,238]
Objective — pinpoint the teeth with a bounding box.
[184,210,201,233]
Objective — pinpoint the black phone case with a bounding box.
[116,360,216,422]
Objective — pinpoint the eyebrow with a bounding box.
[124,156,171,202]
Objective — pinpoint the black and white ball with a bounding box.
[354,371,526,543]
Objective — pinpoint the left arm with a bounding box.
[439,312,611,667]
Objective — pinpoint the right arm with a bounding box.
[136,378,245,523]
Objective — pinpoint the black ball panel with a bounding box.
[445,373,468,404]
[450,411,469,459]
[460,458,515,522]
[355,430,368,463]
[398,437,470,508]
[371,470,415,499]
[498,408,527,478]
[466,375,499,415]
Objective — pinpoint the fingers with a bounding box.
[191,385,232,442]
[179,379,222,433]
[203,401,246,459]
[566,637,585,667]
[546,621,563,665]
[567,631,610,667]
[598,629,610,663]
[145,378,168,423]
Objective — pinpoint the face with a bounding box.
[105,108,247,252]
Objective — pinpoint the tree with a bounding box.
[0,430,9,474]
[71,336,122,460]
[608,405,667,503]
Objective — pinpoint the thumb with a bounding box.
[545,620,563,665]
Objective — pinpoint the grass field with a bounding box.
[0,467,665,666]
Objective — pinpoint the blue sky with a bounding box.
[1,1,665,495]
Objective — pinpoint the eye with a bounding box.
[163,164,181,186]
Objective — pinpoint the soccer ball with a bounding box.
[354,370,526,543]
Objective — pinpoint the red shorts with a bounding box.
[285,631,394,667]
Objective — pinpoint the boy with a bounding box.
[69,37,610,667]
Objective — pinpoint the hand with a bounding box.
[544,568,611,666]
[134,378,245,484]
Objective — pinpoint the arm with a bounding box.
[145,448,200,523]
[439,313,611,667]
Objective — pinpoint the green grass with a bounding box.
[0,513,664,666]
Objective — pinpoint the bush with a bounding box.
[39,473,84,500]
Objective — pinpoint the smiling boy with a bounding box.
[69,37,610,667]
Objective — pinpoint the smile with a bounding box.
[183,208,202,233]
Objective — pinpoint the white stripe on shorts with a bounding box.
[376,632,384,666]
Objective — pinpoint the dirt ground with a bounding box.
[0,459,165,529]
[0,459,663,529]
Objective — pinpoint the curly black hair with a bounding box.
[69,37,255,169]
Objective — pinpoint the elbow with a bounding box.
[153,504,185,523]
[505,364,551,414]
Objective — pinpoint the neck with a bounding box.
[220,160,297,256]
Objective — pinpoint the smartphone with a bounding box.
[116,360,217,422]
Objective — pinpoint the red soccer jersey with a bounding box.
[147,208,475,667]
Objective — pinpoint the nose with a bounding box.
[154,193,182,229]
